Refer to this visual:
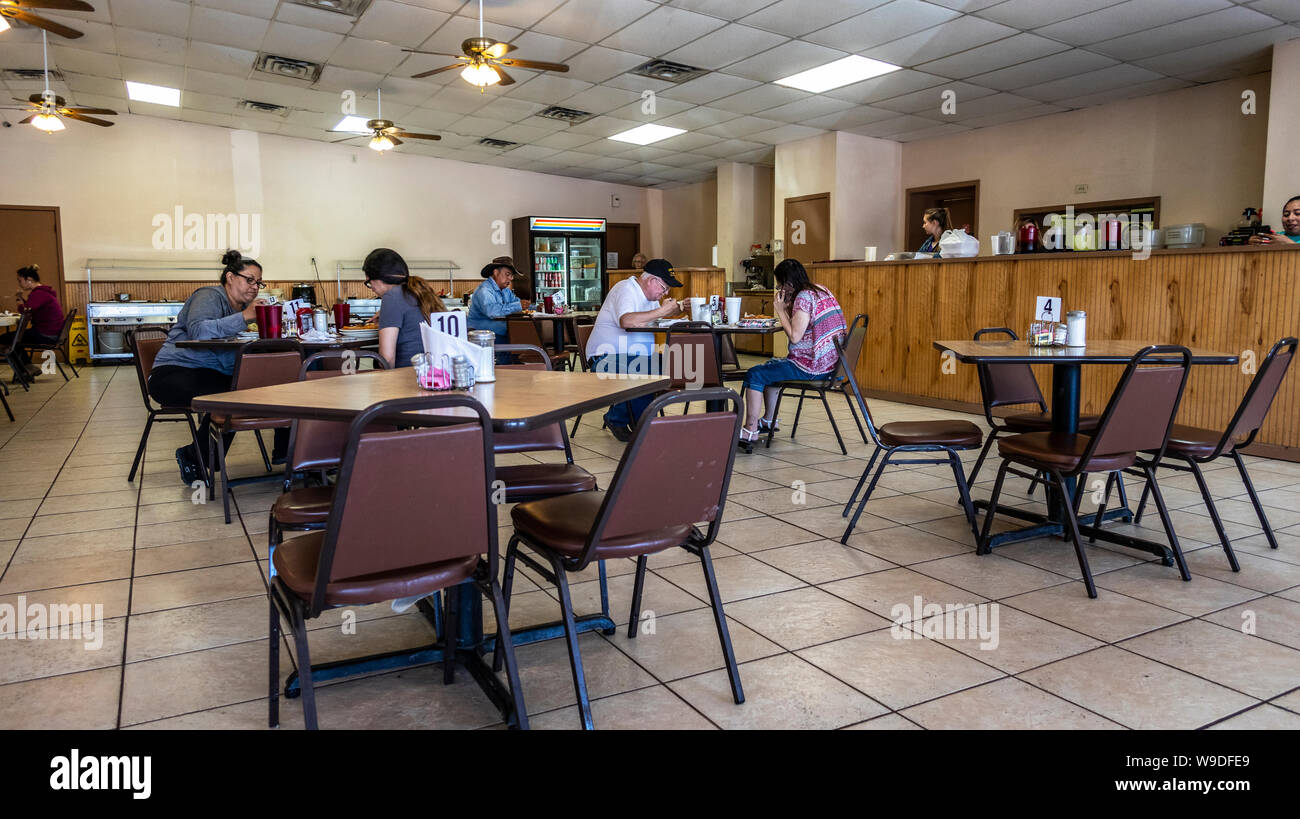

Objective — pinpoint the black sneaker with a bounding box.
[607,423,634,443]
[175,446,202,486]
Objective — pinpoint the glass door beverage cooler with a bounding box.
[511,216,607,309]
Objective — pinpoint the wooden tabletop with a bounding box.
[655,321,785,336]
[192,366,671,431]
[933,339,1239,365]
[176,336,373,351]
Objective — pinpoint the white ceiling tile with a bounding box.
[1133,26,1295,79]
[273,3,356,34]
[1,42,50,68]
[847,113,942,137]
[891,122,971,142]
[863,15,1018,67]
[181,110,237,128]
[447,114,512,136]
[471,95,548,121]
[414,14,521,55]
[558,84,642,114]
[313,65,385,93]
[506,74,593,103]
[693,137,766,157]
[1249,0,1300,23]
[723,39,848,82]
[189,6,272,50]
[711,83,809,115]
[196,0,278,19]
[183,90,239,115]
[1016,62,1166,103]
[730,145,775,165]
[507,30,589,64]
[506,143,563,160]
[754,95,857,123]
[329,37,407,73]
[604,95,695,121]
[663,24,789,70]
[976,0,1129,29]
[929,91,1038,119]
[565,114,641,136]
[425,84,493,114]
[747,122,826,144]
[1067,76,1193,108]
[480,0,568,29]
[351,1,452,49]
[185,42,257,77]
[119,57,185,88]
[533,130,600,149]
[600,72,675,93]
[399,106,463,130]
[110,0,191,39]
[805,0,962,52]
[953,102,1068,129]
[740,0,888,37]
[666,0,775,20]
[652,131,722,151]
[183,68,247,96]
[51,47,122,79]
[1089,6,1281,62]
[699,115,785,138]
[368,77,439,106]
[803,105,898,129]
[113,29,187,67]
[130,100,185,119]
[259,21,346,62]
[560,46,649,84]
[917,33,1069,79]
[35,16,115,53]
[63,74,125,98]
[1035,0,1236,47]
[966,49,1117,91]
[599,5,728,55]
[657,72,760,104]
[533,0,658,42]
[822,69,947,104]
[874,81,996,115]
[491,122,557,143]
[655,105,741,129]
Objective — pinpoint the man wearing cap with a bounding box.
[468,256,524,343]
[586,259,686,441]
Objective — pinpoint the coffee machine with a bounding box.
[741,253,774,289]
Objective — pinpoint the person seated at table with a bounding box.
[364,247,445,368]
[737,259,847,451]
[1247,195,1300,246]
[586,259,686,442]
[149,250,274,484]
[917,207,950,256]
[467,256,523,344]
[3,264,64,379]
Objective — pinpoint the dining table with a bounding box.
[659,319,786,410]
[177,335,374,353]
[932,339,1240,562]
[509,310,600,356]
[192,366,671,720]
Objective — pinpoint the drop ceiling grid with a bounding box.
[0,0,1294,187]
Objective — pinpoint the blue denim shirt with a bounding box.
[467,279,521,338]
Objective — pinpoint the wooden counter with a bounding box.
[809,245,1300,460]
[607,266,727,304]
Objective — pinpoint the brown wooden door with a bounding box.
[0,205,66,314]
[784,193,830,264]
[606,222,640,271]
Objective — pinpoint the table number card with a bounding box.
[429,311,465,340]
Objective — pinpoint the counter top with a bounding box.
[809,243,1300,268]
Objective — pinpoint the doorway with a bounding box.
[905,181,979,252]
[783,193,830,265]
[606,222,640,270]
[0,205,67,314]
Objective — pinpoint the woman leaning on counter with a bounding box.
[148,250,274,484]
[363,247,444,368]
[1248,195,1300,246]
[917,207,951,256]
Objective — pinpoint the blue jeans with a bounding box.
[742,357,830,392]
[589,353,659,427]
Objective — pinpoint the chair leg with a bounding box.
[443,584,459,684]
[842,388,868,445]
[977,460,1011,556]
[54,357,69,382]
[0,388,11,423]
[493,536,521,674]
[1088,471,1117,544]
[185,413,209,488]
[213,428,232,524]
[487,578,528,729]
[1142,464,1192,581]
[763,389,786,450]
[946,450,980,542]
[698,545,744,705]
[288,601,318,730]
[819,391,847,455]
[597,560,613,634]
[207,429,217,501]
[1114,470,1130,520]
[267,590,280,728]
[842,446,881,518]
[790,391,807,438]
[842,449,893,544]
[1188,460,1239,572]
[967,430,999,486]
[128,413,154,483]
[627,555,649,639]
[64,350,78,378]
[549,553,593,730]
[1134,480,1152,525]
[1231,450,1279,550]
[254,430,272,473]
[1051,470,1097,598]
[570,414,582,438]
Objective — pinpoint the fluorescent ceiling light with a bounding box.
[332,115,370,132]
[608,123,686,146]
[775,55,901,93]
[125,81,180,107]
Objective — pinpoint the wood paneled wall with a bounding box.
[607,267,727,304]
[811,247,1300,460]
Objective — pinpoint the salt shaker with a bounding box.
[452,355,475,389]
[468,330,496,382]
[1053,323,1068,346]
[1066,310,1087,347]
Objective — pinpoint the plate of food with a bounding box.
[737,314,778,328]
[236,330,259,340]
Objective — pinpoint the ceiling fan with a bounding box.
[405,0,570,90]
[0,31,115,131]
[0,0,95,40]
[330,88,440,152]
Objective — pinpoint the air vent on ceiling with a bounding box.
[238,100,290,116]
[4,68,64,82]
[254,53,323,83]
[535,105,595,126]
[285,0,373,17]
[477,137,518,150]
[628,59,707,84]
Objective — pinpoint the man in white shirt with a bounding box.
[586,258,685,441]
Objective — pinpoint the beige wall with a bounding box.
[833,132,903,259]
[716,162,775,279]
[774,132,836,261]
[0,112,662,282]
[1264,39,1300,226]
[902,74,1272,250]
[660,176,717,268]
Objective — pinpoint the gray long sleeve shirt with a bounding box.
[151,285,250,375]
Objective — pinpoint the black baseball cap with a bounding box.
[480,256,520,278]
[643,258,682,287]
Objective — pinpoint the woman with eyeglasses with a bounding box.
[149,249,275,484]
[362,248,444,368]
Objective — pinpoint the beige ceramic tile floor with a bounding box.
[1,359,1298,730]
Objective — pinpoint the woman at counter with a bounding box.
[737,259,847,451]
[917,207,950,256]
[364,247,444,368]
[1248,195,1300,246]
[4,264,64,379]
[148,250,271,484]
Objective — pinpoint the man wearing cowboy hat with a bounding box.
[467,255,525,343]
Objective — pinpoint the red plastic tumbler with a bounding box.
[543,295,554,314]
[255,304,281,339]
[332,302,350,329]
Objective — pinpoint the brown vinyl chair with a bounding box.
[507,317,570,371]
[268,394,527,730]
[20,307,79,382]
[664,322,724,415]
[501,387,746,729]
[2,311,32,391]
[978,346,1194,598]
[125,328,208,484]
[1131,337,1297,570]
[208,338,303,524]
[839,323,984,546]
[762,313,870,455]
[568,322,599,438]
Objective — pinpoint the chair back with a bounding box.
[54,308,77,347]
[665,322,722,389]
[1217,337,1297,452]
[1083,346,1192,464]
[831,313,868,383]
[308,394,496,617]
[575,323,596,370]
[230,338,303,391]
[126,328,168,410]
[507,318,547,351]
[287,350,390,473]
[836,330,885,447]
[576,388,740,569]
[494,344,568,454]
[5,311,30,350]
[973,327,1047,420]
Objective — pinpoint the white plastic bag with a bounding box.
[938,229,980,258]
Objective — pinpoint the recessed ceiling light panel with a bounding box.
[332,115,370,132]
[608,124,686,146]
[125,81,180,107]
[775,55,901,93]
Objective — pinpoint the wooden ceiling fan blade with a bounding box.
[483,42,515,59]
[64,106,117,115]
[411,63,465,79]
[496,58,569,72]
[329,134,364,144]
[11,0,94,10]
[7,9,84,39]
[64,111,111,126]
[18,114,35,125]
[494,66,516,86]
[401,49,464,58]
[390,130,441,141]
[387,135,403,146]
